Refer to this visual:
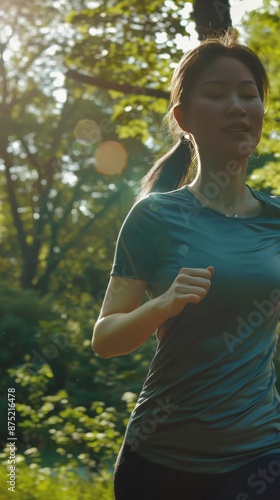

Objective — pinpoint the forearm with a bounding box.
[92,296,170,358]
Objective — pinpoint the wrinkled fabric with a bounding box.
[111,186,280,473]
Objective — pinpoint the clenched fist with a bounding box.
[159,266,214,318]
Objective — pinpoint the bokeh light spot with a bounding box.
[74,120,101,145]
[94,141,128,175]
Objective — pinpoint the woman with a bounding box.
[92,31,280,500]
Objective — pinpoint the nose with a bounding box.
[227,94,246,116]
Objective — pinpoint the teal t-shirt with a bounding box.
[111,185,280,473]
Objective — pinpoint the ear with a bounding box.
[173,104,189,132]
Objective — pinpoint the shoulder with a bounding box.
[135,186,188,211]
[249,186,280,211]
[119,191,168,232]
[118,188,188,235]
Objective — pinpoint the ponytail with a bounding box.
[137,137,195,200]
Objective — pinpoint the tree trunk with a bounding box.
[192,0,232,40]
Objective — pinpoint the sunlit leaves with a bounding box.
[248,161,280,194]
[66,0,191,139]
[243,0,280,185]
[1,4,280,494]
[0,456,114,498]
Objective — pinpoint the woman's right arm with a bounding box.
[92,266,214,359]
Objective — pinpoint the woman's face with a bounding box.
[176,56,264,161]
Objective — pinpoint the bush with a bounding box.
[0,452,114,500]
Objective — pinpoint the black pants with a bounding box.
[114,444,280,500]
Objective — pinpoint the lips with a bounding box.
[223,122,250,132]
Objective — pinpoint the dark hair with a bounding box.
[138,30,269,199]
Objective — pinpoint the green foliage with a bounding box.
[0,283,59,427]
[6,359,124,470]
[1,1,280,496]
[0,0,151,293]
[243,0,280,187]
[66,0,191,142]
[0,281,155,471]
[0,453,114,500]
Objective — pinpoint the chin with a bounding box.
[236,140,257,156]
[222,137,258,160]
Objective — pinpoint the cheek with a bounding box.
[252,102,264,124]
[252,109,264,141]
[197,111,223,142]
[188,104,221,136]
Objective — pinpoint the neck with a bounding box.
[189,156,250,217]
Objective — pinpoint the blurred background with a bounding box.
[0,0,279,498]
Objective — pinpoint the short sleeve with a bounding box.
[110,195,162,281]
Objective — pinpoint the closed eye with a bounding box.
[242,95,259,99]
[206,94,225,99]
[206,94,259,100]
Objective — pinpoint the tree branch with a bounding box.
[20,137,44,196]
[34,187,122,293]
[2,150,29,260]
[66,69,170,100]
[0,43,9,106]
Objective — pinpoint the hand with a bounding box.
[160,266,214,318]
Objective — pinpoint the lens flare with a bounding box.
[94,141,128,175]
[74,120,101,145]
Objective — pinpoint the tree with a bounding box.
[242,0,280,194]
[1,0,279,487]
[66,0,279,182]
[3,0,279,294]
[67,0,233,94]
[0,0,149,293]
[192,0,232,39]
